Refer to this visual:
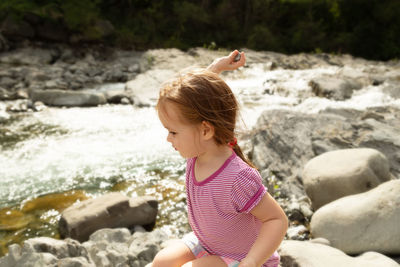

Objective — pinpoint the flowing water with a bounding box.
[0,60,399,254]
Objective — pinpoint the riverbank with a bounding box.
[1,45,400,266]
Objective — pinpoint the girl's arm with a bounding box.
[239,193,288,267]
[207,50,246,74]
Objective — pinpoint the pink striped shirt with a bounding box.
[186,152,280,266]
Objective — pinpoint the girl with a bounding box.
[151,51,288,267]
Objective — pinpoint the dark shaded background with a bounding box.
[1,0,399,60]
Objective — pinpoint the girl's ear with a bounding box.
[201,121,215,140]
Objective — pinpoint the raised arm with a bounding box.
[207,50,246,74]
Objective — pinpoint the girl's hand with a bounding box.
[207,50,246,74]
[238,257,257,267]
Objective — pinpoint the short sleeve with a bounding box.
[231,167,267,213]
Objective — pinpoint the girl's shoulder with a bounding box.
[230,153,260,176]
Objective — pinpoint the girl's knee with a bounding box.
[151,241,194,267]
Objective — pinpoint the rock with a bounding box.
[310,180,400,254]
[286,225,308,240]
[0,48,55,65]
[80,228,168,267]
[250,107,400,200]
[59,193,158,242]
[0,110,10,123]
[0,244,21,266]
[128,229,168,262]
[309,76,362,100]
[6,100,29,112]
[22,237,89,260]
[57,256,95,267]
[104,90,132,104]
[0,226,169,267]
[125,69,175,104]
[0,76,17,89]
[30,89,107,107]
[89,228,131,244]
[302,148,391,209]
[84,241,129,267]
[309,237,331,246]
[31,101,47,112]
[278,240,399,267]
[0,252,58,267]
[382,83,400,99]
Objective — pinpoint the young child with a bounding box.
[150,51,288,267]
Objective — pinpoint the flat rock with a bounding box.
[30,89,107,107]
[59,193,158,242]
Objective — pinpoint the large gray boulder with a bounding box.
[249,107,400,199]
[30,89,107,107]
[302,148,391,209]
[279,240,399,267]
[310,179,400,254]
[308,76,362,100]
[59,193,158,242]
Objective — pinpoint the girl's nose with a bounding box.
[166,133,172,143]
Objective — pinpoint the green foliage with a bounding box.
[0,0,398,60]
[247,25,280,51]
[61,0,100,30]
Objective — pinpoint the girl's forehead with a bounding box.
[158,102,184,127]
[158,102,178,119]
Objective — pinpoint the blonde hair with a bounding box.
[156,68,256,168]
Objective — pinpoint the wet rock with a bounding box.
[30,89,107,107]
[279,240,399,267]
[59,193,158,242]
[104,90,132,104]
[310,180,400,254]
[6,100,29,112]
[0,209,34,231]
[21,191,88,213]
[309,76,362,100]
[383,82,400,99]
[302,148,391,209]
